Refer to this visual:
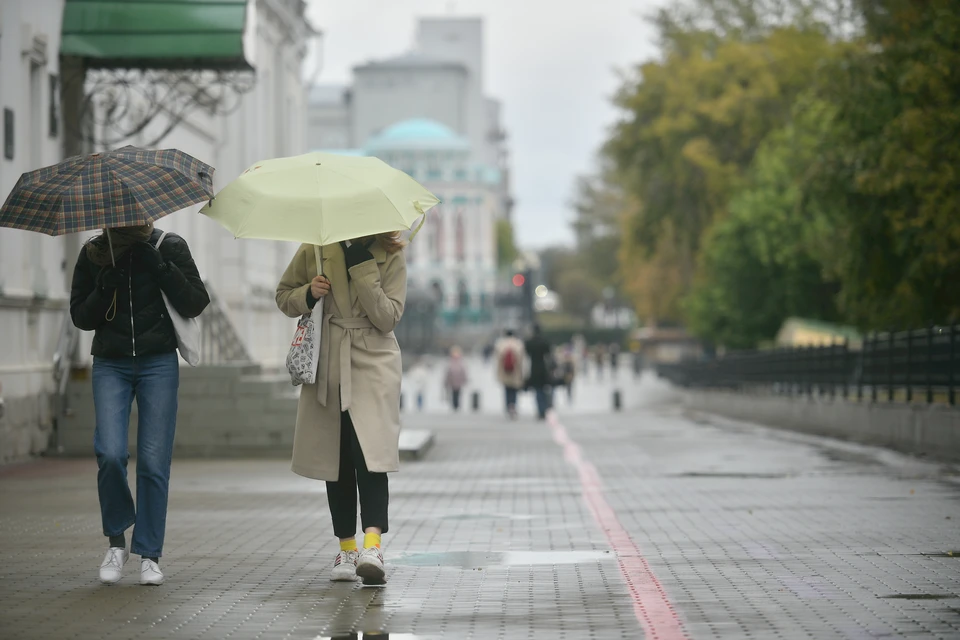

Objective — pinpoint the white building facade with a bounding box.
[0,0,71,462]
[366,119,498,324]
[0,0,312,462]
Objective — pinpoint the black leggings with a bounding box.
[326,411,389,538]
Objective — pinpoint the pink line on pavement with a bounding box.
[547,411,688,640]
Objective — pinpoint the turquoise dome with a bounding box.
[366,119,470,152]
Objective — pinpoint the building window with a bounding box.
[427,169,442,180]
[435,213,445,261]
[455,212,465,262]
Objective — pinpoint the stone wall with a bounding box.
[683,389,960,462]
[57,364,299,458]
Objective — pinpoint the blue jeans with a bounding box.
[92,353,179,557]
[535,386,553,419]
[504,386,519,412]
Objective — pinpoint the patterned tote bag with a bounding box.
[286,245,324,385]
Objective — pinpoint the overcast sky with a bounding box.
[305,0,662,249]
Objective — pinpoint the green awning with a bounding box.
[61,0,252,70]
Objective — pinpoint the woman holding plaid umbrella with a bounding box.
[71,221,209,585]
[1,146,213,586]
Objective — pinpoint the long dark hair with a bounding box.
[357,231,406,254]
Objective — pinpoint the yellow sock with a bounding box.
[363,532,381,549]
[339,538,358,552]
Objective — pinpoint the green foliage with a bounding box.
[804,0,960,327]
[607,24,839,317]
[601,0,960,346]
[685,104,842,347]
[495,219,518,269]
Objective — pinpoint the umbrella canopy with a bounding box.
[200,152,440,246]
[0,146,215,236]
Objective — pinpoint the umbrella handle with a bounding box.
[314,244,323,277]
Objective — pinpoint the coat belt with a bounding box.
[315,314,375,410]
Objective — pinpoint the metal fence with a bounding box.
[657,325,959,405]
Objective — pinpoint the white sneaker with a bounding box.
[140,559,164,586]
[330,550,359,582]
[99,547,129,584]
[356,546,386,585]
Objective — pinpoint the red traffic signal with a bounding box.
[512,273,526,287]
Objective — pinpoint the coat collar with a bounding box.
[370,241,388,264]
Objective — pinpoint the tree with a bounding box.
[553,269,605,325]
[685,102,842,347]
[569,167,623,289]
[805,0,960,327]
[495,219,518,270]
[606,25,839,322]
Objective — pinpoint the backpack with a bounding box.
[502,347,517,374]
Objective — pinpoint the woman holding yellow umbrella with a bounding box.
[202,151,438,585]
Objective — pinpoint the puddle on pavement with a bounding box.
[673,472,789,479]
[437,512,534,521]
[392,550,611,569]
[880,594,958,600]
[315,635,421,639]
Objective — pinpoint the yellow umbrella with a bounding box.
[200,152,440,245]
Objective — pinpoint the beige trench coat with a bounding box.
[276,241,406,481]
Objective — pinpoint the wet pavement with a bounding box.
[2,369,960,639]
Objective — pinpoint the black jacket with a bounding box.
[525,335,554,388]
[70,229,210,358]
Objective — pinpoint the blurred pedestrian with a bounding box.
[609,343,621,377]
[631,344,643,379]
[444,346,468,411]
[482,342,494,363]
[525,324,554,420]
[276,232,407,586]
[70,223,209,586]
[560,345,576,402]
[406,357,430,411]
[594,344,606,380]
[494,329,525,418]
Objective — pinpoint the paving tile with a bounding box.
[1,369,959,638]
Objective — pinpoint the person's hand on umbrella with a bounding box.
[136,242,167,275]
[306,275,330,309]
[310,275,331,299]
[97,266,127,293]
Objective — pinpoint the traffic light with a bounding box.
[512,273,526,287]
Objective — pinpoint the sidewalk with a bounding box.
[2,375,959,639]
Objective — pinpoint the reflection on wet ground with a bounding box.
[316,634,422,640]
[392,549,612,568]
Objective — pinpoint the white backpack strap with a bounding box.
[154,230,170,250]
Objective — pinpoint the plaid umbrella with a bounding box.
[0,145,215,236]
